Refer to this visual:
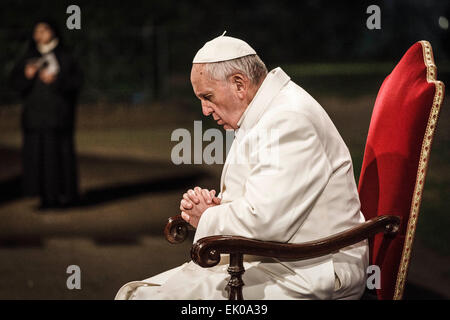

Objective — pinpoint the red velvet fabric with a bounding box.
[358,42,438,299]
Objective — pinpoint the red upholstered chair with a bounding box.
[358,40,445,299]
[164,40,445,300]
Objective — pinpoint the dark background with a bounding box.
[1,0,449,103]
[0,0,448,299]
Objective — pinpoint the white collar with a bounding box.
[37,38,59,54]
[236,67,290,132]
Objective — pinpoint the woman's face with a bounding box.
[33,23,54,45]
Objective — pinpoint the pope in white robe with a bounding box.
[115,35,368,300]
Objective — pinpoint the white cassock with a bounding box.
[115,67,369,300]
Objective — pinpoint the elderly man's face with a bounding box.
[190,64,247,130]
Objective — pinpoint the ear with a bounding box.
[230,73,247,99]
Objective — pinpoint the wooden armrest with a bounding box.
[191,215,400,268]
[164,214,400,300]
[164,214,193,244]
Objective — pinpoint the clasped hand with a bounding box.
[180,186,221,228]
[24,63,56,84]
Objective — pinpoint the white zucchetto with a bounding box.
[193,32,257,63]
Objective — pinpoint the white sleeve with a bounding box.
[193,111,333,243]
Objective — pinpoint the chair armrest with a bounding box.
[191,215,400,268]
[164,214,193,244]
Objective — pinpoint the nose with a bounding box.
[201,101,213,116]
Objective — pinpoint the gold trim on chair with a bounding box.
[393,40,445,300]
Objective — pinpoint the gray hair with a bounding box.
[204,54,268,85]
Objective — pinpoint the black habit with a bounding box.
[10,40,83,207]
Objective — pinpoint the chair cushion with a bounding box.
[358,41,444,300]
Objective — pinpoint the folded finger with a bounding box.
[201,189,212,204]
[181,199,193,209]
[181,211,190,223]
[187,189,199,204]
[194,186,202,196]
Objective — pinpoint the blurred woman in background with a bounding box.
[10,18,83,209]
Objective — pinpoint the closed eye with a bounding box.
[202,94,212,101]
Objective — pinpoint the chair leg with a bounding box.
[226,253,245,300]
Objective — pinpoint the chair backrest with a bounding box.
[358,41,445,300]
